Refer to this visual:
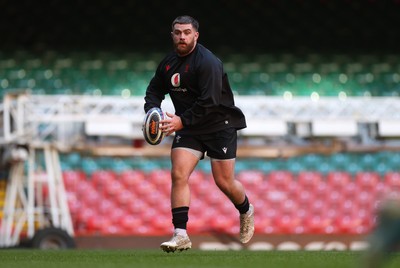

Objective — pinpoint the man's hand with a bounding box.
[160,112,183,136]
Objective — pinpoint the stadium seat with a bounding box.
[127,199,149,215]
[66,192,81,215]
[237,170,264,187]
[313,181,328,198]
[108,207,125,225]
[295,190,315,206]
[75,179,94,196]
[119,214,142,233]
[76,207,96,225]
[266,170,294,190]
[120,169,145,188]
[191,176,214,197]
[81,189,102,207]
[341,181,358,197]
[355,190,376,211]
[189,170,206,184]
[148,169,171,187]
[150,214,173,234]
[304,215,332,234]
[91,170,117,190]
[340,199,357,214]
[297,171,323,191]
[144,191,168,207]
[104,179,124,197]
[96,199,116,214]
[274,214,302,234]
[62,170,86,191]
[204,190,227,206]
[132,180,156,196]
[209,215,236,231]
[115,189,135,206]
[335,215,361,234]
[384,171,400,188]
[355,172,380,191]
[326,171,351,189]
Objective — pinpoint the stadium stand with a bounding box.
[1,51,399,98]
[54,151,400,236]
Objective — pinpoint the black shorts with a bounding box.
[171,128,237,160]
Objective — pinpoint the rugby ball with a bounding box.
[142,107,166,145]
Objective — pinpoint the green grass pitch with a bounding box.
[0,249,399,268]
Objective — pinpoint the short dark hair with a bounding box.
[171,15,199,31]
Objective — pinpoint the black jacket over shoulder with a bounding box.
[144,44,246,135]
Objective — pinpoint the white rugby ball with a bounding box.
[142,107,166,145]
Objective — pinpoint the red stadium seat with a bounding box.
[309,198,327,215]
[76,207,96,226]
[75,179,94,196]
[209,215,235,231]
[96,199,116,214]
[356,190,376,211]
[150,215,172,234]
[335,212,366,234]
[340,199,357,215]
[297,171,322,190]
[133,180,156,195]
[191,178,214,197]
[127,199,149,215]
[62,170,86,191]
[116,189,135,206]
[101,224,124,235]
[91,170,117,191]
[355,172,380,191]
[81,189,102,207]
[187,217,207,234]
[296,190,315,206]
[304,215,331,234]
[280,199,298,215]
[120,170,145,187]
[204,189,226,206]
[148,169,171,187]
[108,207,125,225]
[266,170,294,190]
[144,190,168,206]
[384,172,400,188]
[86,214,112,232]
[66,192,81,215]
[237,170,264,188]
[325,190,343,207]
[189,170,206,184]
[105,180,125,197]
[342,181,358,197]
[313,181,328,198]
[119,214,142,233]
[326,171,351,189]
[274,214,302,234]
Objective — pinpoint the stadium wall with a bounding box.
[75,234,368,251]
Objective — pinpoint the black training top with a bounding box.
[144,43,246,135]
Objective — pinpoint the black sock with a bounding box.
[235,195,250,214]
[172,206,189,229]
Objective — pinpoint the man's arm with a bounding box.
[144,67,167,113]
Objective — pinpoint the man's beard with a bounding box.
[174,40,195,56]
